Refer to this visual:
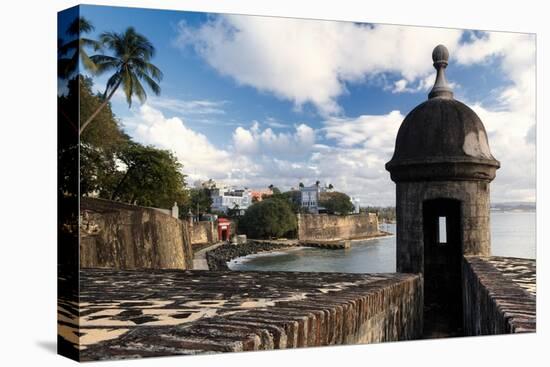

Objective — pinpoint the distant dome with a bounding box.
[386,45,500,182]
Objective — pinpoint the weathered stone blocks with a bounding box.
[58,269,422,360]
[80,197,193,270]
[297,213,381,242]
[463,256,536,335]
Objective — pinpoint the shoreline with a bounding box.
[205,232,395,271]
[206,240,299,270]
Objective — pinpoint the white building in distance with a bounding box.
[300,183,324,214]
[351,197,361,214]
[211,187,252,214]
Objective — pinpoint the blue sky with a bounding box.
[63,5,536,206]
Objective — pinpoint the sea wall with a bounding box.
[80,197,193,270]
[298,213,380,241]
[62,269,422,360]
[190,221,218,245]
[462,256,536,335]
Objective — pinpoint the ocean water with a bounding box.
[228,211,536,273]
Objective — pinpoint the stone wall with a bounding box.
[60,269,422,360]
[190,221,218,245]
[80,197,193,270]
[395,180,490,274]
[297,213,380,241]
[462,256,536,335]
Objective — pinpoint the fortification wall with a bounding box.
[80,197,193,270]
[462,256,536,335]
[190,221,218,245]
[61,269,422,360]
[298,213,380,241]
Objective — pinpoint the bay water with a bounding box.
[228,211,535,273]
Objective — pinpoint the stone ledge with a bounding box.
[58,269,422,361]
[463,256,536,335]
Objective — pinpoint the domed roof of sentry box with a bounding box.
[385,45,500,182]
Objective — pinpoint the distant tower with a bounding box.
[385,45,500,333]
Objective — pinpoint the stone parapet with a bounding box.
[58,269,422,360]
[463,256,536,335]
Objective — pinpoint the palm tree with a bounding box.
[299,182,304,188]
[80,27,163,135]
[58,16,101,78]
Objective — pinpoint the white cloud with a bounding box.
[232,125,258,154]
[148,97,227,115]
[232,120,316,157]
[310,111,405,205]
[123,104,255,183]
[455,32,535,113]
[265,117,289,129]
[324,111,403,150]
[130,21,534,205]
[470,104,536,202]
[391,73,458,94]
[175,16,462,116]
[455,31,536,202]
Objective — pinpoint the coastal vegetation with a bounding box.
[80,26,163,134]
[238,197,297,239]
[59,17,189,211]
[75,75,188,208]
[319,191,354,215]
[181,188,214,217]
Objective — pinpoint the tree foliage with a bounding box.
[58,19,183,209]
[76,75,130,196]
[278,190,302,213]
[81,27,163,134]
[64,75,188,208]
[239,198,297,239]
[181,188,213,216]
[110,143,188,208]
[319,191,354,215]
[58,16,101,78]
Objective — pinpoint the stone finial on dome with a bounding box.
[428,44,454,99]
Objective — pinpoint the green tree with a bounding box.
[239,198,297,239]
[75,75,131,196]
[227,203,241,218]
[299,182,304,188]
[280,190,302,213]
[182,188,213,216]
[58,16,101,78]
[110,143,187,208]
[80,76,130,150]
[81,27,163,134]
[319,192,354,215]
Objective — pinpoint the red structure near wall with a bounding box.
[217,218,231,241]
